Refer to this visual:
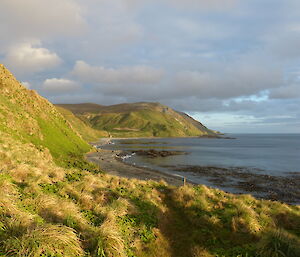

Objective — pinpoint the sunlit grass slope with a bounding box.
[0,64,91,166]
[0,65,299,256]
[56,106,108,142]
[57,102,217,138]
[0,134,299,257]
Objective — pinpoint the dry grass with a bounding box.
[32,194,88,230]
[3,224,83,257]
[96,213,126,257]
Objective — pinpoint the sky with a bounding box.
[1,0,300,133]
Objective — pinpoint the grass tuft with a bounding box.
[3,224,83,257]
[257,229,300,257]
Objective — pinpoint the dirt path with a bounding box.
[159,188,195,257]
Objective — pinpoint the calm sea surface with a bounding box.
[102,134,300,198]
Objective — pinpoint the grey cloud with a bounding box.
[163,0,237,10]
[0,0,85,46]
[72,61,164,85]
[270,83,300,99]
[168,57,282,100]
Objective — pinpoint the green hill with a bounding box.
[0,64,299,257]
[55,106,109,142]
[57,102,217,138]
[0,64,91,166]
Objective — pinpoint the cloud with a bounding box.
[1,0,300,133]
[168,56,282,100]
[270,83,300,99]
[3,42,62,75]
[163,0,237,10]
[72,60,164,91]
[21,82,31,89]
[0,0,85,44]
[41,78,81,95]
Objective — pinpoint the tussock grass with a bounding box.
[3,224,83,257]
[1,134,299,256]
[96,213,126,257]
[257,229,300,257]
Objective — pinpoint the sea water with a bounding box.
[102,134,300,201]
[104,134,300,175]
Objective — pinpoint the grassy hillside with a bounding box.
[0,64,91,166]
[56,106,108,142]
[57,102,217,138]
[0,65,299,257]
[1,132,300,257]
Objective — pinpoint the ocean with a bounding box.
[103,134,300,203]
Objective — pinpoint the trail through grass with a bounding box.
[159,188,195,257]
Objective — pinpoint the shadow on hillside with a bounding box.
[156,187,258,257]
[110,183,300,257]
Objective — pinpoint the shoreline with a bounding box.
[88,138,191,186]
[88,138,300,205]
[86,149,188,186]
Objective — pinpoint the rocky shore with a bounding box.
[88,139,300,205]
[132,149,188,158]
[166,165,300,204]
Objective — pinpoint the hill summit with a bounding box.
[57,102,217,138]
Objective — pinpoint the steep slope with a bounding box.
[57,102,217,138]
[0,64,91,165]
[56,106,108,142]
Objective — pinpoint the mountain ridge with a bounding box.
[56,102,217,138]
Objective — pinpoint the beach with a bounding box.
[87,139,186,186]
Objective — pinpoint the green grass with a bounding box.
[56,106,108,142]
[60,102,217,138]
[0,65,92,167]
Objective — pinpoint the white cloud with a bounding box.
[72,61,164,85]
[21,82,31,89]
[3,42,62,75]
[41,78,81,95]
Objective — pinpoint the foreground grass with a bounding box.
[1,132,299,257]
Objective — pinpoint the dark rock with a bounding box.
[132,149,187,158]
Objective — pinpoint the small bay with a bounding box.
[103,134,300,204]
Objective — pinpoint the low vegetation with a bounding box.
[0,65,299,256]
[0,134,299,257]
